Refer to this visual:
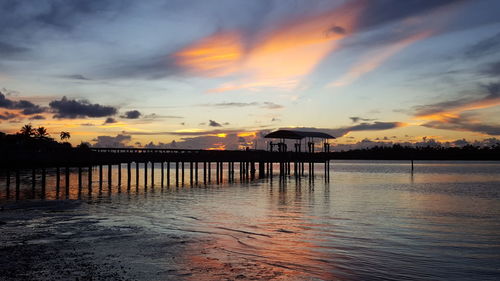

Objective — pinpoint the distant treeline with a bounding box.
[0,130,89,153]
[2,127,500,162]
[330,144,500,160]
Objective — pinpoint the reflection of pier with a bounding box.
[1,130,334,200]
[1,159,328,201]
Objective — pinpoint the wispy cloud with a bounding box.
[414,81,500,122]
[174,1,364,92]
[328,31,432,87]
[350,116,376,123]
[205,102,283,109]
[465,32,500,58]
[413,81,500,135]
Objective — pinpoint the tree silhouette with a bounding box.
[20,124,35,137]
[34,126,49,139]
[60,131,71,141]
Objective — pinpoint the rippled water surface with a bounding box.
[1,160,499,280]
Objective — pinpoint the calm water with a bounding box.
[1,160,500,280]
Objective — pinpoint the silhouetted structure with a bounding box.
[2,128,500,200]
[264,130,334,177]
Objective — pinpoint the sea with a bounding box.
[0,160,499,281]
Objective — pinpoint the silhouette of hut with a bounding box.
[264,130,334,153]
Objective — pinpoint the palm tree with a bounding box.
[34,126,49,139]
[60,131,71,141]
[20,124,35,137]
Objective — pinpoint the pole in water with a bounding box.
[99,165,103,189]
[127,162,131,189]
[181,162,185,186]
[190,162,193,185]
[108,164,112,188]
[118,163,122,187]
[175,162,179,187]
[208,162,211,183]
[167,162,170,187]
[195,162,199,185]
[144,162,148,188]
[411,159,414,172]
[161,162,164,188]
[136,162,139,189]
[151,162,154,188]
[88,166,93,191]
[203,162,207,184]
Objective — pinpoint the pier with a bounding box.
[0,130,335,198]
[0,149,332,200]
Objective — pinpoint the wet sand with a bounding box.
[0,200,306,281]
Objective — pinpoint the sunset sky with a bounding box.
[1,0,499,149]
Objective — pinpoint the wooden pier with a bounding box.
[1,130,338,198]
[1,147,332,199]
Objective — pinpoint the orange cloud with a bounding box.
[415,97,500,122]
[174,1,364,92]
[175,31,243,77]
[329,30,432,87]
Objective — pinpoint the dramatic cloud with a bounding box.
[414,81,500,120]
[176,1,363,92]
[92,134,131,148]
[0,91,45,115]
[209,120,222,127]
[49,96,117,119]
[413,81,500,135]
[121,110,141,119]
[422,118,500,136]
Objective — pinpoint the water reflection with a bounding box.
[1,161,499,280]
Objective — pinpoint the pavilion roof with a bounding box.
[264,130,335,140]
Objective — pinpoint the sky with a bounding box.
[1,0,500,150]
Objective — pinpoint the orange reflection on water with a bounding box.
[181,180,338,280]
